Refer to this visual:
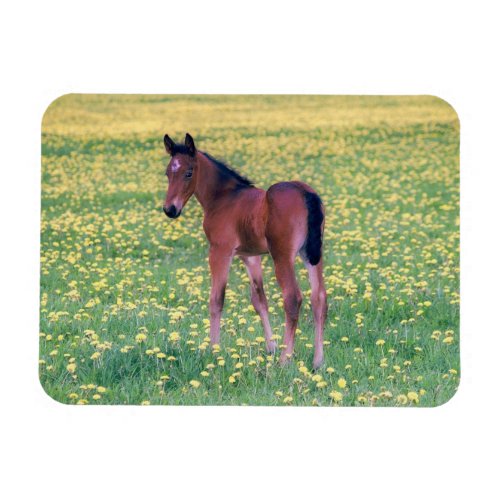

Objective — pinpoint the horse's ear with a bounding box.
[185,133,196,156]
[164,134,176,156]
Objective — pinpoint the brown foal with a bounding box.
[162,133,327,369]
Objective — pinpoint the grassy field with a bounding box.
[40,95,459,406]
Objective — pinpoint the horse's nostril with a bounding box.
[164,205,178,218]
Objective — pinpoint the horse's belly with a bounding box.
[235,237,269,257]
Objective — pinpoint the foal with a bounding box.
[162,133,327,369]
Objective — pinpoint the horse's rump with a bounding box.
[265,181,324,265]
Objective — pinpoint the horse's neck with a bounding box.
[194,154,234,213]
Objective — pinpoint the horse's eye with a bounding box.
[185,171,193,179]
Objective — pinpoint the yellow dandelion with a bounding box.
[135,333,147,343]
[397,395,408,405]
[168,331,180,342]
[329,391,343,402]
[407,391,419,403]
[66,363,77,373]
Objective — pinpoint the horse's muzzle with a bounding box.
[163,205,181,219]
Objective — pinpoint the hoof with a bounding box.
[279,351,293,366]
[266,340,278,354]
[312,357,324,371]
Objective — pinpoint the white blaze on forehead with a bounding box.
[171,158,182,173]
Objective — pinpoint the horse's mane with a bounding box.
[201,152,254,188]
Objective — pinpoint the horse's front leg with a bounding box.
[208,247,233,346]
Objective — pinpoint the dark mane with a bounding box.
[201,152,254,188]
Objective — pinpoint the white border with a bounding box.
[2,1,499,499]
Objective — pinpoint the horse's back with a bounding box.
[267,180,317,194]
[265,181,320,218]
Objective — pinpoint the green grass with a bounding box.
[40,95,459,406]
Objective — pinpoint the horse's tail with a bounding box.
[303,191,324,266]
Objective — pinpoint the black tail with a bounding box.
[303,191,324,266]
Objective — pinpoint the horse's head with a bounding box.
[162,133,198,218]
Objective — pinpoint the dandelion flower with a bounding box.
[168,331,180,342]
[397,395,408,405]
[329,391,343,402]
[135,333,147,343]
[407,392,419,403]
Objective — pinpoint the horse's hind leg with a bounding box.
[301,254,327,369]
[272,255,303,365]
[240,256,277,353]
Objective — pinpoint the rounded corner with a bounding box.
[431,377,461,409]
[424,94,460,129]
[41,93,74,130]
[38,373,73,407]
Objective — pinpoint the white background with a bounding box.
[1,1,499,498]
